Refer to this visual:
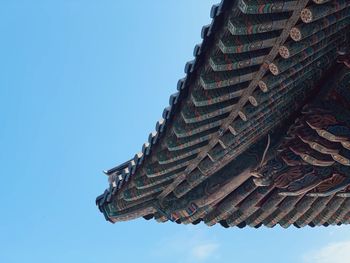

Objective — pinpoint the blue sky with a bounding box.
[1,1,349,263]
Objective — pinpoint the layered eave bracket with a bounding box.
[97,0,350,228]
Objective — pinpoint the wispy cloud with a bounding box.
[190,242,219,261]
[150,226,220,263]
[303,241,350,263]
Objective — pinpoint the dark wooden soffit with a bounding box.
[97,0,350,227]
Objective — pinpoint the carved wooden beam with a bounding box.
[158,0,311,200]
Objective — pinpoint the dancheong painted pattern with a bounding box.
[96,0,350,228]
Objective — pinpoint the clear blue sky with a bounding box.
[1,1,349,263]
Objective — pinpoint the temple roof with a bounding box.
[97,0,350,228]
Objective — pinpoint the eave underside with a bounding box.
[97,0,350,228]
